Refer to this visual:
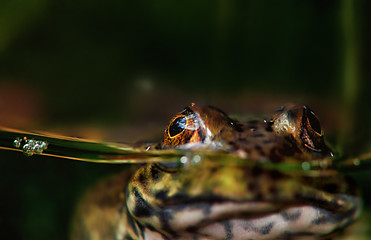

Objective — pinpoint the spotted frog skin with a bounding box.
[72,104,361,240]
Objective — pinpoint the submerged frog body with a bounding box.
[72,104,361,240]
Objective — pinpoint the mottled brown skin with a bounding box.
[71,168,135,240]
[72,104,361,240]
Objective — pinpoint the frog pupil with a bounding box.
[169,117,187,137]
[307,111,321,134]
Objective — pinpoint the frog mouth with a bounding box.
[154,194,361,239]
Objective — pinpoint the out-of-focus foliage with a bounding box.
[0,0,48,54]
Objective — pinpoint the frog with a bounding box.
[70,103,362,240]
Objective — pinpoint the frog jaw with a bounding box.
[127,193,361,240]
[126,163,361,240]
[194,200,361,240]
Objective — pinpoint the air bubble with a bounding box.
[13,138,22,148]
[36,141,48,150]
[180,156,188,164]
[192,155,201,164]
[33,144,44,154]
[23,144,34,156]
[13,137,48,156]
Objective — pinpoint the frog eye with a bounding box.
[306,110,322,135]
[168,116,187,137]
[300,107,330,153]
[163,107,204,146]
[272,104,331,155]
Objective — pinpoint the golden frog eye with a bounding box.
[163,106,204,146]
[300,106,326,152]
[168,116,187,137]
[306,108,322,136]
[272,104,331,155]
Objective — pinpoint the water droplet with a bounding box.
[16,138,48,156]
[192,155,201,164]
[180,156,188,164]
[23,144,34,156]
[36,141,48,150]
[13,138,22,148]
[33,144,44,154]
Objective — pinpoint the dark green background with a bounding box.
[0,1,370,239]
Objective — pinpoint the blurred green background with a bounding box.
[0,1,370,239]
